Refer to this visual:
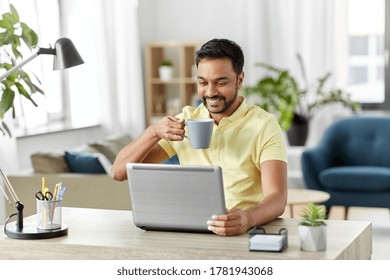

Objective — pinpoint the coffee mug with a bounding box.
[185,118,214,149]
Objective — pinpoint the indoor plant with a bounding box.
[0,4,41,137]
[244,54,360,145]
[298,203,327,251]
[158,59,173,81]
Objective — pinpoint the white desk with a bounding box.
[0,207,372,260]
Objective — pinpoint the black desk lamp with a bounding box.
[0,37,83,239]
[0,37,84,80]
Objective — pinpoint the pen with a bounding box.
[57,186,67,200]
[53,184,59,201]
[52,183,59,219]
[41,176,46,194]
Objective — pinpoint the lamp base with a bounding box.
[5,221,68,240]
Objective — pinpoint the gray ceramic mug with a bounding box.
[185,118,214,149]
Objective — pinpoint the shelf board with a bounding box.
[151,78,182,84]
[150,78,197,84]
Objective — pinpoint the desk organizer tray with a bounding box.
[249,227,288,252]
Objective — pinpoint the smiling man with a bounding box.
[112,38,287,236]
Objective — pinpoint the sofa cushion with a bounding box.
[88,134,133,163]
[64,151,107,174]
[31,152,70,173]
[319,166,390,192]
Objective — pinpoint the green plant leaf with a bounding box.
[1,120,11,137]
[0,88,15,116]
[0,4,42,137]
[21,22,38,49]
[9,34,22,59]
[31,82,44,95]
[299,203,326,226]
[0,19,13,30]
[18,70,39,94]
[0,31,12,44]
[2,12,18,28]
[15,82,37,107]
[10,4,20,23]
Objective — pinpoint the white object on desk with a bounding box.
[249,234,285,251]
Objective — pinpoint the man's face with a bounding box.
[197,58,244,117]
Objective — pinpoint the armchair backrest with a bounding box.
[320,116,390,167]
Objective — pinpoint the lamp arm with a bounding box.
[0,51,39,81]
[0,169,24,231]
[0,169,19,203]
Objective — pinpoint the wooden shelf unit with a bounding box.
[145,41,201,125]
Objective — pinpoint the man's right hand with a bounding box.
[151,116,185,141]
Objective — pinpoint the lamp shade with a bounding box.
[53,38,84,70]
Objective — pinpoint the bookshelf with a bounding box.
[145,41,201,125]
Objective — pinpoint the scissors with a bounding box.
[35,190,53,201]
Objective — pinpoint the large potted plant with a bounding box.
[244,54,360,146]
[298,203,327,251]
[0,4,41,137]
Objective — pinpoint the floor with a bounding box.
[284,205,390,260]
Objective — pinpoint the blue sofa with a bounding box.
[301,115,390,212]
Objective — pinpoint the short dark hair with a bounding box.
[195,38,244,75]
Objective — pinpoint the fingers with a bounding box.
[155,116,186,141]
[207,209,249,236]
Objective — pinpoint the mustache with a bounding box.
[203,96,225,101]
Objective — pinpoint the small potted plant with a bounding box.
[298,203,327,251]
[158,59,173,81]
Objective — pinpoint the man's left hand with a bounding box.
[207,208,253,236]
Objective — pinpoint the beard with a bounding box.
[203,89,239,114]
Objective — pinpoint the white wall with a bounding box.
[139,0,247,46]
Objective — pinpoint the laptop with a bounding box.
[126,163,226,233]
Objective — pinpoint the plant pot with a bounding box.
[159,66,173,81]
[298,225,326,251]
[287,113,309,146]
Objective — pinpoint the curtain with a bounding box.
[245,0,350,146]
[245,0,347,85]
[59,0,145,137]
[93,0,145,137]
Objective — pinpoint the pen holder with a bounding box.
[36,199,62,230]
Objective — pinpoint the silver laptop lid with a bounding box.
[126,163,226,233]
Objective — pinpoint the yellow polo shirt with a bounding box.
[158,97,287,210]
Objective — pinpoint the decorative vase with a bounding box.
[298,225,327,251]
[287,113,309,146]
[159,66,173,81]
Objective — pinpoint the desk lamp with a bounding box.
[0,168,68,239]
[0,38,83,239]
[0,37,84,80]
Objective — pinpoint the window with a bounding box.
[8,0,100,133]
[8,0,62,130]
[58,0,100,127]
[346,0,388,109]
